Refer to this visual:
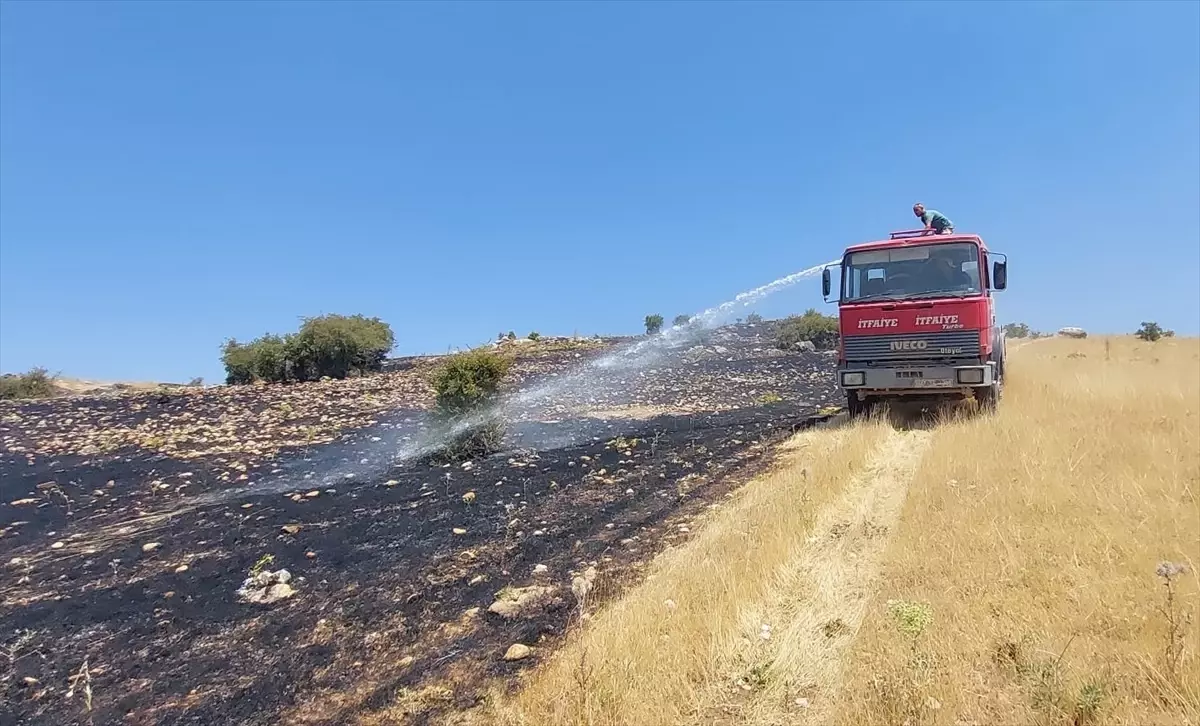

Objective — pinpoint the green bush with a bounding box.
[528,332,541,341]
[221,314,395,384]
[644,314,664,335]
[431,349,511,417]
[1135,321,1168,342]
[746,313,764,325]
[777,308,839,350]
[1003,322,1032,339]
[430,349,512,460]
[0,367,58,401]
[673,314,691,327]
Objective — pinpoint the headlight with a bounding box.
[956,368,985,384]
[842,372,865,386]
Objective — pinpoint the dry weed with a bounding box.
[494,420,888,725]
[835,336,1200,726]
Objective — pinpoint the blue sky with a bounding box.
[2,1,1197,383]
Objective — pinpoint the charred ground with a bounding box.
[1,325,840,726]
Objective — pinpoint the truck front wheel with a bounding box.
[847,393,874,419]
[974,383,1000,412]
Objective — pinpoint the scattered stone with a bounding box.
[503,643,532,661]
[281,524,302,535]
[10,498,37,506]
[399,655,415,667]
[795,697,810,709]
[384,480,399,487]
[469,575,485,586]
[462,491,476,504]
[21,676,39,687]
[488,585,559,619]
[663,598,677,611]
[175,565,189,574]
[50,542,64,550]
[142,542,162,553]
[533,564,549,575]
[452,527,467,535]
[305,491,320,499]
[241,503,254,509]
[306,551,317,559]
[237,569,298,604]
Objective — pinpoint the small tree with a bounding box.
[220,314,395,384]
[528,331,541,341]
[644,314,664,335]
[1136,322,1165,342]
[746,313,764,325]
[673,314,691,327]
[1003,322,1032,339]
[777,308,839,350]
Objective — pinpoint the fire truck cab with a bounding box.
[822,229,1008,417]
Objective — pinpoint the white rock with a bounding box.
[503,643,532,661]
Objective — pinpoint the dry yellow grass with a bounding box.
[496,335,1199,726]
[834,336,1200,726]
[495,419,890,725]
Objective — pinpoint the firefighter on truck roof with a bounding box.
[913,203,954,235]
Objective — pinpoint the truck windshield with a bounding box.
[842,242,982,302]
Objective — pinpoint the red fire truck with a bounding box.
[821,229,1008,417]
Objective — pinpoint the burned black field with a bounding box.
[1,327,840,726]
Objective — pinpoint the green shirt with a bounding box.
[921,209,953,232]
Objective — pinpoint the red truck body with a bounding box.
[822,229,1008,415]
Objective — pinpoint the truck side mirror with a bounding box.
[821,268,832,300]
[992,260,1007,290]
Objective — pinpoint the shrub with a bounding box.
[1003,322,1032,339]
[777,308,839,350]
[430,349,512,461]
[289,314,394,380]
[1135,321,1171,342]
[644,314,664,335]
[221,314,395,384]
[528,332,541,341]
[746,313,764,325]
[431,349,511,416]
[673,314,691,327]
[0,367,58,401]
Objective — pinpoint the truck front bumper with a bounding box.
[838,362,996,396]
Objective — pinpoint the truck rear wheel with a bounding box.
[847,393,874,419]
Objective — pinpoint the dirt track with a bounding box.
[1,325,840,726]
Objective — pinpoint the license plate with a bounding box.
[912,378,953,388]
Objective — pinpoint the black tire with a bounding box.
[974,383,1000,412]
[847,393,874,419]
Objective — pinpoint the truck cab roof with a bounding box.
[845,229,989,255]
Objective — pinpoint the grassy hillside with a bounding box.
[497,336,1200,726]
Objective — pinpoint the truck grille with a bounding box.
[843,331,981,363]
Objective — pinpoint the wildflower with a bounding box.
[1156,561,1188,579]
